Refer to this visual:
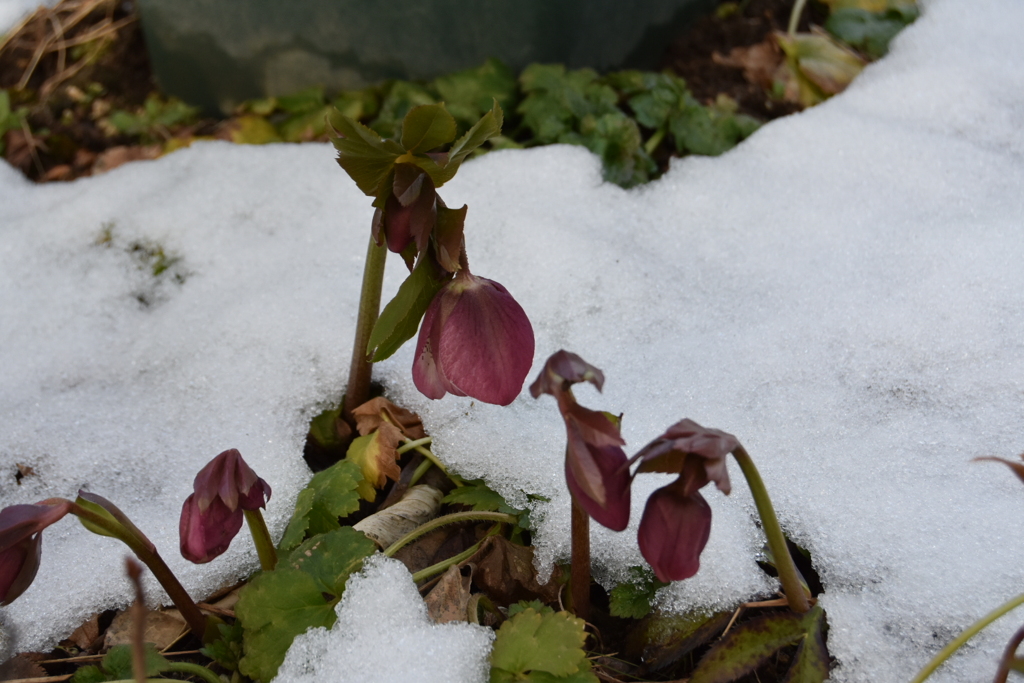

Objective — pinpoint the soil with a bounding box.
[0,0,820,183]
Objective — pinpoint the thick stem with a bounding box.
[70,503,212,640]
[570,497,591,622]
[730,446,809,613]
[909,592,1024,683]
[243,509,278,571]
[343,235,387,423]
[382,511,518,557]
[994,624,1024,683]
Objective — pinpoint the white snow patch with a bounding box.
[273,555,494,683]
[1,0,1023,680]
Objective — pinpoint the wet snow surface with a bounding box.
[3,0,1024,680]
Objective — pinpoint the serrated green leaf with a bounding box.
[825,7,917,58]
[507,600,551,618]
[490,608,589,678]
[366,254,449,362]
[99,644,168,680]
[433,58,517,130]
[200,622,244,671]
[401,103,458,153]
[370,80,438,140]
[69,665,108,683]
[608,567,668,619]
[328,110,404,196]
[278,459,363,551]
[238,527,375,682]
[409,100,504,188]
[442,480,510,512]
[691,606,827,683]
[783,606,828,683]
[284,526,377,597]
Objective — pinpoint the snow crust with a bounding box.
[0,0,58,34]
[2,0,1024,680]
[273,555,493,683]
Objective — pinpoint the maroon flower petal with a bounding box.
[633,419,737,495]
[529,350,605,399]
[413,271,535,406]
[565,441,631,532]
[0,502,71,554]
[179,494,244,564]
[0,534,41,605]
[638,483,712,582]
[192,449,266,512]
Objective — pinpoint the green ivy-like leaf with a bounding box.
[401,103,458,153]
[237,527,376,683]
[433,58,517,130]
[489,607,592,680]
[70,644,169,683]
[690,605,828,683]
[825,6,918,58]
[608,566,668,619]
[328,110,404,196]
[365,254,450,362]
[278,459,363,551]
[200,622,244,671]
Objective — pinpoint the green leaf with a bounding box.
[332,88,379,121]
[443,480,512,513]
[237,527,375,683]
[328,109,404,196]
[370,80,438,140]
[608,567,668,619]
[278,459,363,551]
[433,58,517,130]
[691,606,828,683]
[507,600,551,618]
[275,85,325,114]
[69,665,108,683]
[825,7,918,58]
[489,608,590,679]
[400,103,458,153]
[200,622,244,671]
[625,610,733,672]
[409,100,504,188]
[366,254,450,362]
[76,644,169,682]
[784,608,829,683]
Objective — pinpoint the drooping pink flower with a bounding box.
[632,419,739,581]
[531,351,631,531]
[637,478,713,582]
[180,449,271,564]
[0,501,71,604]
[413,269,534,406]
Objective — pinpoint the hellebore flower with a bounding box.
[372,164,437,258]
[632,419,739,581]
[180,449,271,564]
[0,501,71,604]
[531,350,631,531]
[413,269,534,406]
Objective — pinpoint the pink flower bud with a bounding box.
[179,449,271,564]
[0,502,71,604]
[413,270,534,406]
[637,479,712,582]
[565,441,631,532]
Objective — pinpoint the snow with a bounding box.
[0,0,58,35]
[2,0,1024,680]
[274,555,494,683]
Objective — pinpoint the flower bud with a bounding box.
[637,478,712,582]
[180,449,271,564]
[413,270,534,406]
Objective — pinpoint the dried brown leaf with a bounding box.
[102,605,187,650]
[466,536,563,607]
[712,40,783,89]
[351,397,426,439]
[424,564,473,623]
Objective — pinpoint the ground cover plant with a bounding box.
[9,1,1024,683]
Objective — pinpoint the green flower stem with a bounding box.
[570,497,591,622]
[397,436,433,455]
[68,502,212,641]
[382,511,519,557]
[788,0,808,35]
[243,509,278,571]
[910,591,1024,683]
[411,539,484,583]
[164,662,224,683]
[343,235,387,423]
[730,446,810,614]
[644,126,667,156]
[409,458,434,486]
[411,444,449,475]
